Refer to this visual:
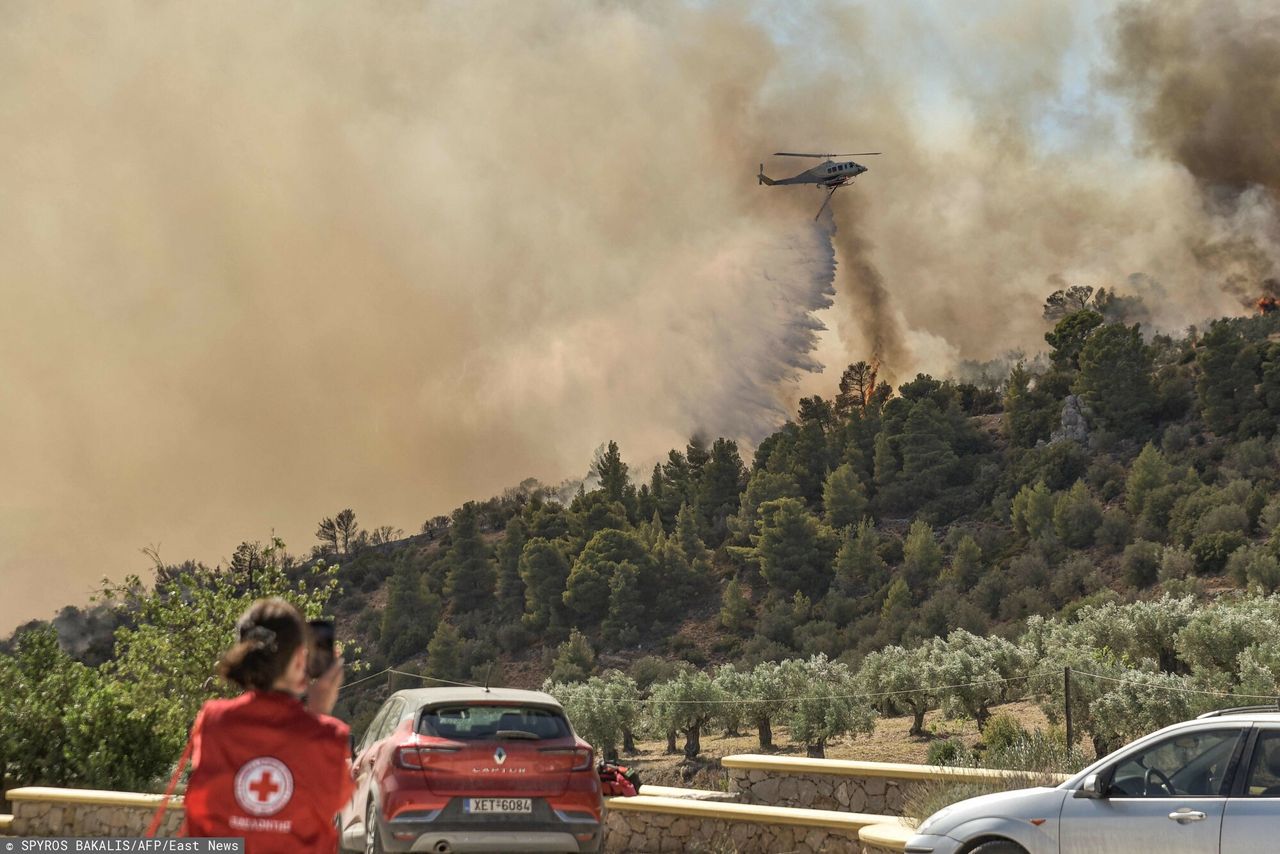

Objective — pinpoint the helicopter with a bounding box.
[758,151,880,219]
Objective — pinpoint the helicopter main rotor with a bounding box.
[773,151,881,158]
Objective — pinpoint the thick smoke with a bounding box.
[1109,0,1280,308]
[1,0,1277,631]
[0,1,840,631]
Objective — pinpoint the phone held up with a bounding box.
[307,619,336,679]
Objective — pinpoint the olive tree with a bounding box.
[711,664,751,737]
[544,671,640,761]
[779,655,876,757]
[857,644,938,736]
[930,630,1027,733]
[646,669,725,760]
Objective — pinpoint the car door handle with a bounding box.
[1168,809,1207,823]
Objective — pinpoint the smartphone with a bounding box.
[307,619,336,679]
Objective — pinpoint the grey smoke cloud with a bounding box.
[0,0,1276,632]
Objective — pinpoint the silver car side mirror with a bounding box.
[1073,772,1106,799]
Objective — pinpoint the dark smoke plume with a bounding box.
[1110,0,1280,306]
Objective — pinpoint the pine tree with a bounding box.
[898,399,957,502]
[657,451,691,526]
[880,577,912,623]
[731,469,801,544]
[1054,481,1103,548]
[1045,309,1104,370]
[902,520,943,590]
[1125,443,1170,517]
[676,502,710,565]
[593,440,630,503]
[1003,362,1056,447]
[1074,323,1157,439]
[382,560,441,663]
[550,629,595,683]
[793,397,835,503]
[442,502,495,613]
[719,578,751,632]
[833,520,885,595]
[602,562,644,647]
[873,431,898,491]
[519,539,570,632]
[754,498,837,598]
[563,530,653,625]
[426,621,463,682]
[695,438,746,543]
[823,462,869,531]
[835,361,877,416]
[944,535,983,589]
[1012,481,1055,539]
[494,517,527,620]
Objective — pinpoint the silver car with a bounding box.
[907,708,1280,853]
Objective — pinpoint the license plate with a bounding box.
[465,797,532,814]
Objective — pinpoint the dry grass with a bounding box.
[624,700,1068,789]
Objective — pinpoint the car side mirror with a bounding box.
[1073,772,1107,799]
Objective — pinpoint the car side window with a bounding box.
[357,702,395,754]
[378,699,406,741]
[1108,728,1244,798]
[1243,730,1280,796]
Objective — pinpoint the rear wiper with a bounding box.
[495,730,540,740]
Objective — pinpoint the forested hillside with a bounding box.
[8,290,1280,789]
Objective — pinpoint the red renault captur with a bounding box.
[338,687,604,854]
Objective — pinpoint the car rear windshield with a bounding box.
[418,704,570,741]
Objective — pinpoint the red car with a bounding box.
[338,687,605,853]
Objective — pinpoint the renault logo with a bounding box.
[494,747,507,766]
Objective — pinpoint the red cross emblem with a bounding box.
[235,757,294,816]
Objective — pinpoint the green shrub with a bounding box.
[1095,508,1132,553]
[1227,545,1280,593]
[926,737,975,767]
[1122,540,1162,588]
[982,714,1028,751]
[1053,482,1103,548]
[1191,531,1247,575]
[1159,545,1194,582]
[984,729,1090,776]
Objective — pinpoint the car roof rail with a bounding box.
[1197,703,1280,719]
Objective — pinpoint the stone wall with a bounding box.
[605,806,863,853]
[724,755,1066,817]
[728,765,907,814]
[8,789,183,837]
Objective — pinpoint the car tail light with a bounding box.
[394,744,459,769]
[540,745,593,771]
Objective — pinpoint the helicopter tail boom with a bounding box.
[758,164,776,186]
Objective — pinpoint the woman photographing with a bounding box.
[182,597,352,853]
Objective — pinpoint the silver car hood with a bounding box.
[916,786,1066,837]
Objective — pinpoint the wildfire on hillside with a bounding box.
[1257,279,1280,315]
[863,360,881,406]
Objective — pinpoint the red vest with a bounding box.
[182,691,353,854]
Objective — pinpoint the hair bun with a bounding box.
[242,625,278,652]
